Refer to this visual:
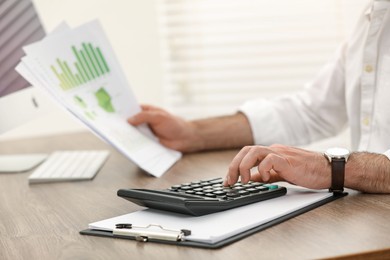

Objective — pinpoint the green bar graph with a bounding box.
[80,50,94,80]
[83,43,99,78]
[75,63,86,83]
[51,42,110,90]
[97,47,110,73]
[89,43,104,75]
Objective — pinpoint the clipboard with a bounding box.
[80,190,347,249]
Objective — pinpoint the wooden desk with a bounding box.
[1,132,389,260]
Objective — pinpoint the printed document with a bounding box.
[16,21,181,177]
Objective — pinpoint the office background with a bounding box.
[1,0,370,149]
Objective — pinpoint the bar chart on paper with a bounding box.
[50,42,110,90]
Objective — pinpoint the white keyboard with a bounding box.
[28,150,110,184]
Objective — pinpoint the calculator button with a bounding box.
[238,190,250,196]
[246,188,259,193]
[171,185,181,190]
[205,193,217,198]
[226,191,240,198]
[264,184,279,190]
[212,190,226,196]
[256,186,269,191]
[209,179,223,185]
[180,186,192,190]
[251,182,263,187]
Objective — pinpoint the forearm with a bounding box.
[345,152,390,193]
[188,112,254,152]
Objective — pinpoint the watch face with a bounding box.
[326,147,350,158]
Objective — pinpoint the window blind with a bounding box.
[0,0,45,96]
[157,0,371,118]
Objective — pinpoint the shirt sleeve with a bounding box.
[239,42,349,146]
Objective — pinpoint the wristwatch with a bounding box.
[324,147,350,193]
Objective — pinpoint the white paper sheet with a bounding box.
[16,20,181,177]
[89,188,334,244]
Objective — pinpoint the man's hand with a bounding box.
[128,104,254,153]
[128,105,201,152]
[224,144,331,189]
[224,144,390,193]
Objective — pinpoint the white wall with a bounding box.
[1,0,164,140]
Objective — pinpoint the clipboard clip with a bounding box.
[113,223,191,242]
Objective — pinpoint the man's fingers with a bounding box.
[225,146,276,186]
[127,104,166,125]
[257,153,289,181]
[251,169,284,183]
[225,146,252,186]
[140,104,164,112]
[249,152,289,183]
[237,146,272,183]
[127,113,146,125]
[127,110,164,126]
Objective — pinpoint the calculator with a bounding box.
[117,177,287,216]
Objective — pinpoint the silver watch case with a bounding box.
[324,147,350,163]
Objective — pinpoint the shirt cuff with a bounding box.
[238,98,289,145]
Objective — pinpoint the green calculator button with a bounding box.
[264,184,279,190]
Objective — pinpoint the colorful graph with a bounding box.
[50,42,110,90]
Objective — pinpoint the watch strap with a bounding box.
[329,158,345,193]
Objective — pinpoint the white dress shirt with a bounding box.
[240,0,390,158]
